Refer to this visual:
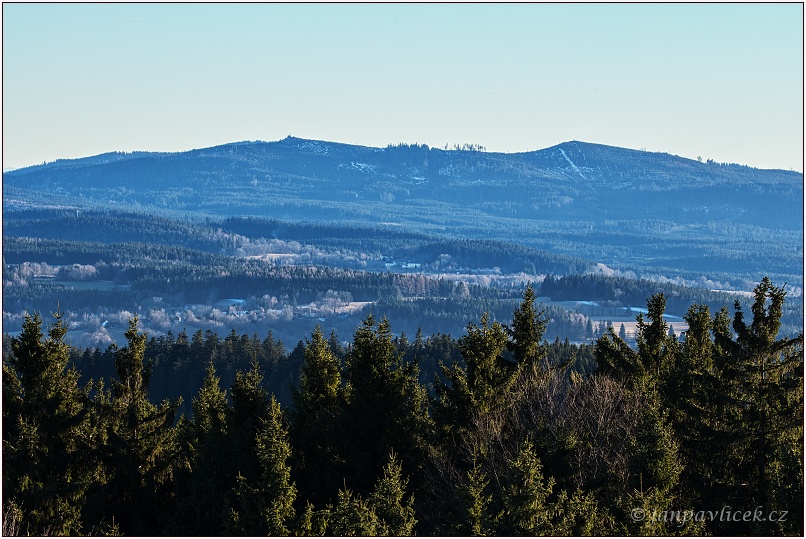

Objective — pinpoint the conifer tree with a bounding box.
[3,312,93,535]
[328,329,346,361]
[595,293,679,393]
[192,361,229,444]
[224,361,271,533]
[712,277,803,534]
[498,438,607,536]
[617,392,702,536]
[634,293,679,392]
[341,314,432,496]
[369,452,417,536]
[431,306,553,533]
[295,501,329,536]
[458,456,494,536]
[292,326,341,417]
[667,304,722,509]
[230,396,297,536]
[327,489,379,536]
[97,317,182,535]
[257,396,297,535]
[289,326,344,505]
[312,455,415,536]
[175,361,232,534]
[498,438,557,535]
[629,398,683,495]
[507,284,548,367]
[460,313,513,410]
[594,295,692,533]
[594,325,642,379]
[435,313,511,445]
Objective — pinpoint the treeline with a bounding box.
[127,264,466,306]
[220,216,431,254]
[393,237,593,275]
[3,210,228,253]
[222,215,590,275]
[5,208,595,276]
[3,279,802,536]
[542,273,804,337]
[2,237,230,267]
[3,241,485,308]
[374,296,609,342]
[543,273,740,312]
[68,318,597,421]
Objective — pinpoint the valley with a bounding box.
[3,207,797,354]
[3,137,802,349]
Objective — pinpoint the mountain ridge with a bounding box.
[4,136,798,223]
[5,136,799,176]
[3,136,802,287]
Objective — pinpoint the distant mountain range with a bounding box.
[3,137,803,287]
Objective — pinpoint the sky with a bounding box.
[2,2,803,172]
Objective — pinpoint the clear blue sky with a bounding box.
[3,2,803,171]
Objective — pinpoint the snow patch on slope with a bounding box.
[558,148,586,180]
[297,140,331,154]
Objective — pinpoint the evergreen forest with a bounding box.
[3,279,803,536]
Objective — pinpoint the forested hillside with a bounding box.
[3,280,802,535]
[4,137,802,287]
[7,208,800,348]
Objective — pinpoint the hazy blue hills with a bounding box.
[4,137,800,226]
[4,137,803,287]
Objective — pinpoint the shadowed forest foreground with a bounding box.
[2,278,803,536]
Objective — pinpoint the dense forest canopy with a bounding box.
[3,280,802,535]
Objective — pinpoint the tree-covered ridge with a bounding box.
[4,137,802,287]
[4,208,595,275]
[3,279,802,536]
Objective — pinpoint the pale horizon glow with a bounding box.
[3,3,803,172]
